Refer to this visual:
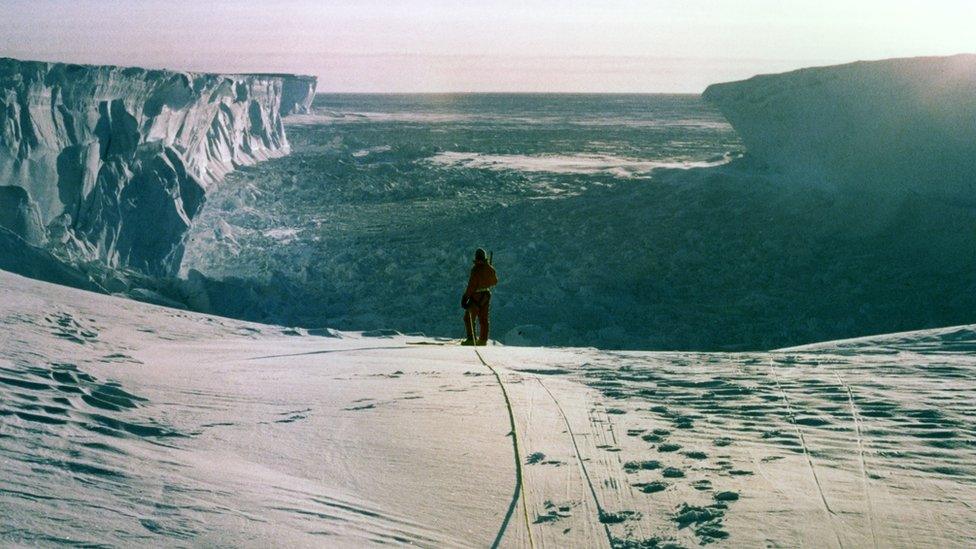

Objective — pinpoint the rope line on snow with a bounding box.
[474,347,535,549]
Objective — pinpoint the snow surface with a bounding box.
[0,58,316,275]
[2,270,974,547]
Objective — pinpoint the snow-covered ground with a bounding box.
[3,270,973,547]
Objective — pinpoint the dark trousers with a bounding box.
[464,292,491,343]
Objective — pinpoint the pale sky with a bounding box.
[1,0,974,92]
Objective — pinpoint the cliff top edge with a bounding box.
[0,56,317,84]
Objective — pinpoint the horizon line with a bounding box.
[309,90,708,95]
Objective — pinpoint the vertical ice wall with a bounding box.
[0,58,316,276]
[276,74,318,115]
[703,54,976,198]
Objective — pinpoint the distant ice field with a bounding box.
[288,93,734,128]
[280,94,738,184]
[290,94,738,162]
[182,93,976,350]
[182,94,746,348]
[426,151,734,179]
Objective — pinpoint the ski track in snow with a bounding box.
[534,376,614,545]
[767,359,844,548]
[2,270,976,547]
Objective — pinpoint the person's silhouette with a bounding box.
[461,248,498,346]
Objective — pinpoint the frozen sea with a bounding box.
[182,93,976,351]
[183,94,741,347]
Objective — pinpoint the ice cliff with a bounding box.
[271,73,317,115]
[703,54,976,198]
[0,58,316,276]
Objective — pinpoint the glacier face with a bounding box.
[703,54,976,197]
[274,74,317,115]
[0,58,316,276]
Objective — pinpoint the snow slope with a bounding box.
[2,269,973,547]
[703,54,976,197]
[0,58,316,275]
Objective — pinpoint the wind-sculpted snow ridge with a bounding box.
[0,58,316,276]
[703,54,976,197]
[779,323,976,354]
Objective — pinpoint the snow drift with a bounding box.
[0,58,316,276]
[2,268,975,546]
[703,54,976,197]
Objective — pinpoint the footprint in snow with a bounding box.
[534,500,573,524]
[673,503,730,543]
[526,452,564,466]
[623,460,661,472]
[100,353,143,364]
[662,467,685,478]
[634,481,668,493]
[714,491,739,502]
[45,311,100,344]
[599,510,641,524]
[275,414,308,423]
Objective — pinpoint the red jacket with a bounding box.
[465,259,498,298]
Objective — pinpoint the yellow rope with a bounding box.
[475,344,535,549]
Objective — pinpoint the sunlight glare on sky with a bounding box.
[1,0,974,92]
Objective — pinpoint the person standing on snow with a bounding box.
[461,248,498,346]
